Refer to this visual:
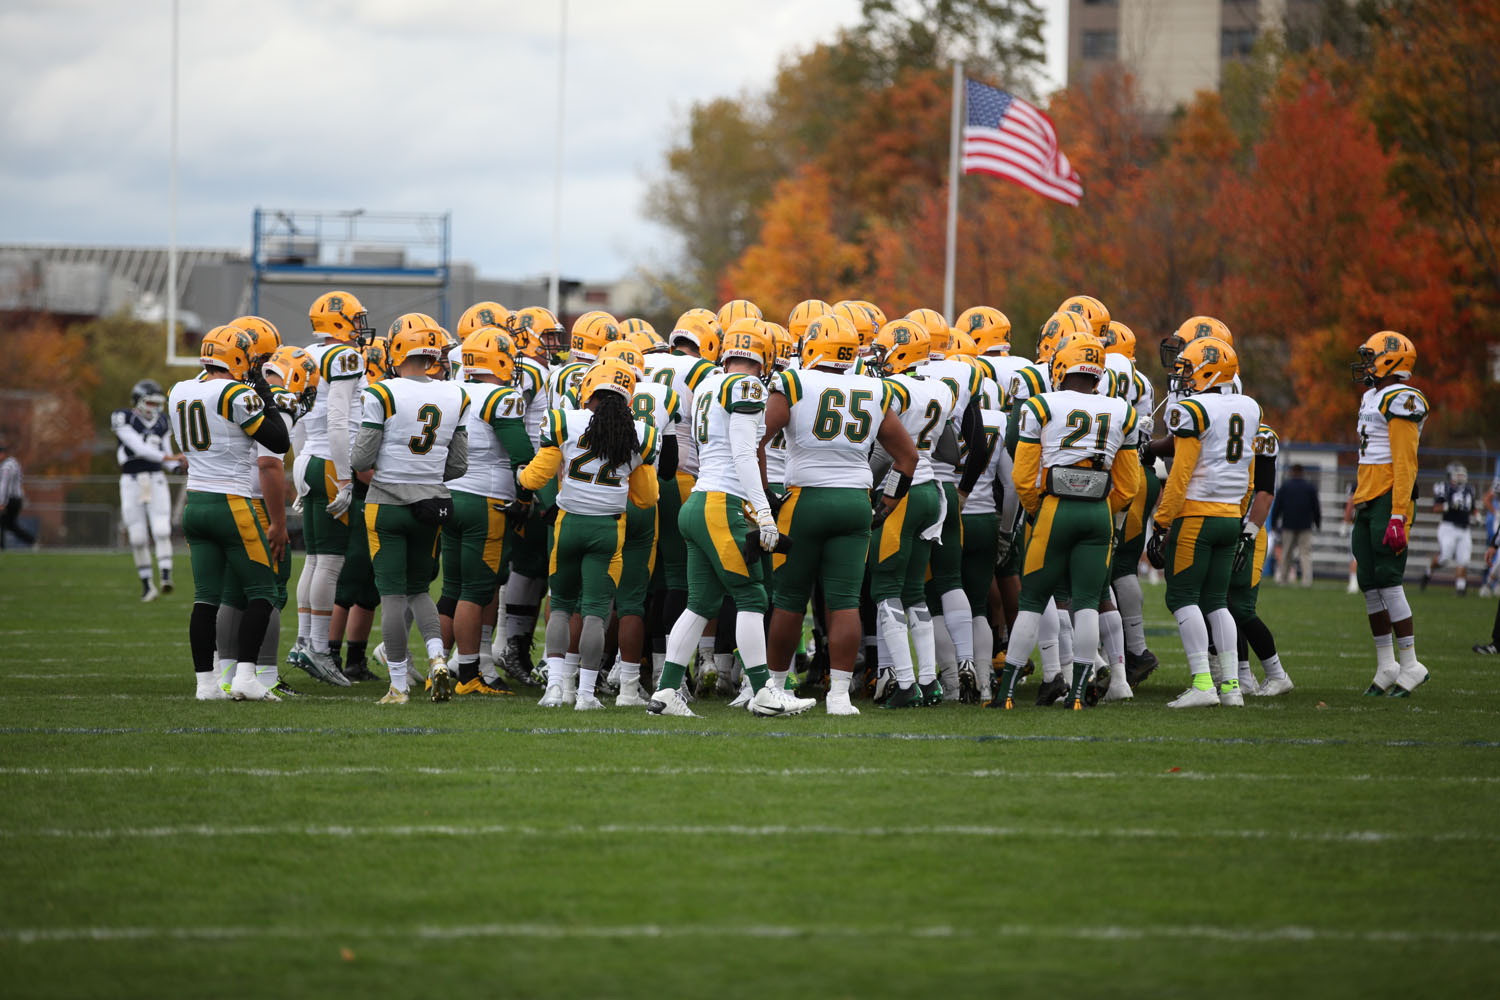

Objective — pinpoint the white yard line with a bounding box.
[1,922,1494,946]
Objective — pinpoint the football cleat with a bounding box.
[160,574,174,595]
[615,685,648,708]
[1167,687,1220,709]
[1388,661,1429,697]
[917,679,944,707]
[872,666,896,704]
[141,582,159,603]
[728,676,753,710]
[647,687,699,717]
[230,674,275,701]
[428,663,454,703]
[749,684,816,718]
[456,677,513,696]
[883,684,923,709]
[956,659,980,704]
[538,684,571,707]
[195,684,228,701]
[694,668,719,699]
[377,685,409,705]
[342,658,380,683]
[1473,642,1499,655]
[1070,697,1083,711]
[287,637,311,671]
[1034,676,1067,707]
[1102,680,1134,703]
[573,693,606,711]
[1255,675,1294,696]
[271,677,304,698]
[825,691,860,716]
[1084,668,1109,707]
[1123,649,1159,688]
[1218,685,1245,707]
[1366,663,1400,696]
[300,649,353,687]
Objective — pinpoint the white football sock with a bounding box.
[940,590,974,660]
[1261,653,1286,681]
[1004,610,1042,678]
[735,611,767,673]
[1039,603,1061,682]
[1099,609,1125,674]
[910,604,937,684]
[1113,574,1147,655]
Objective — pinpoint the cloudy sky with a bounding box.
[0,0,1067,282]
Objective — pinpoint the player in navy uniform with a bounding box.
[113,379,185,601]
[1423,463,1476,595]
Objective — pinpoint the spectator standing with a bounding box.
[0,441,35,548]
[1272,463,1321,586]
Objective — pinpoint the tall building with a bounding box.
[1068,0,1311,114]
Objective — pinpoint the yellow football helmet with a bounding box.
[1171,336,1238,394]
[363,335,392,382]
[677,307,721,334]
[1059,295,1110,337]
[1101,321,1136,360]
[950,330,979,356]
[800,315,860,370]
[716,299,762,330]
[598,339,646,375]
[672,313,721,360]
[570,313,617,361]
[1036,311,1092,364]
[766,322,796,370]
[200,324,254,380]
[1161,315,1232,367]
[267,345,319,395]
[389,312,439,340]
[309,290,374,343]
[956,306,1012,356]
[230,315,282,363]
[457,301,511,339]
[619,318,655,338]
[505,305,564,358]
[389,324,446,369]
[581,358,637,403]
[460,328,517,383]
[428,328,459,378]
[1353,331,1417,385]
[627,328,668,355]
[861,301,888,331]
[787,299,832,340]
[871,319,931,376]
[906,307,950,357]
[1050,336,1107,389]
[831,301,879,350]
[719,318,774,373]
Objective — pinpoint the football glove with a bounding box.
[767,490,788,518]
[871,498,897,530]
[325,482,353,518]
[1383,515,1408,552]
[753,505,779,552]
[1231,526,1258,575]
[1145,523,1168,570]
[995,528,1012,566]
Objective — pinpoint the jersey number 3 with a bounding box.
[408,404,442,455]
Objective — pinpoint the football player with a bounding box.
[443,328,534,697]
[865,319,954,709]
[1146,337,1260,708]
[168,325,291,700]
[518,359,660,710]
[1350,332,1428,695]
[1422,462,1476,595]
[289,291,373,686]
[764,316,918,712]
[651,319,815,717]
[1228,420,1293,697]
[598,340,681,706]
[112,379,185,601]
[496,306,566,687]
[993,338,1140,710]
[353,323,470,704]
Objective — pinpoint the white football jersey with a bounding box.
[776,367,894,489]
[764,426,789,486]
[692,371,767,498]
[643,352,718,478]
[963,408,1010,515]
[515,356,549,447]
[1104,354,1143,406]
[1006,361,1051,407]
[247,388,303,499]
[300,342,365,462]
[883,372,956,486]
[1016,389,1136,484]
[980,355,1030,411]
[631,380,683,436]
[914,358,984,486]
[1164,389,1263,504]
[168,376,267,495]
[542,407,659,516]
[360,377,469,487]
[447,382,527,500]
[1357,383,1428,467]
[549,360,589,411]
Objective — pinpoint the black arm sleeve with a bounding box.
[1004,409,1020,460]
[957,399,988,494]
[250,407,290,454]
[657,433,679,479]
[1253,453,1277,499]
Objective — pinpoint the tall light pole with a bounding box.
[166,0,180,362]
[547,0,567,316]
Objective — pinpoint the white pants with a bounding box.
[120,472,172,551]
[1437,521,1472,567]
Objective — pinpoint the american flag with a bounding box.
[962,78,1083,206]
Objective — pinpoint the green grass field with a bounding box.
[2,552,1498,998]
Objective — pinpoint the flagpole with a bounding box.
[548,0,567,317]
[942,62,963,325]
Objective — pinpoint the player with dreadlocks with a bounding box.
[518,358,660,709]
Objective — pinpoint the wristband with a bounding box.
[879,469,912,503]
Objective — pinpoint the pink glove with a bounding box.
[1382,516,1407,552]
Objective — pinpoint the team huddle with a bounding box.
[129,289,1432,713]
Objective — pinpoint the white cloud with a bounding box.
[0,0,1064,280]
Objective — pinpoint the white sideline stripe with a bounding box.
[1,922,1495,946]
[1,823,1492,844]
[2,764,1497,785]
